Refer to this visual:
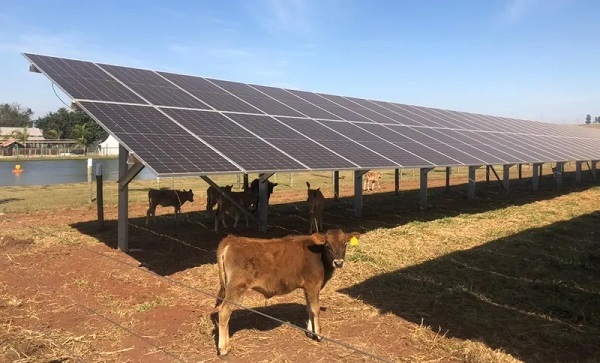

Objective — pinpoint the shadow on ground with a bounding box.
[340,211,600,363]
[70,171,598,277]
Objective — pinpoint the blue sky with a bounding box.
[1,0,598,123]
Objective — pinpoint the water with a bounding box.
[0,158,157,186]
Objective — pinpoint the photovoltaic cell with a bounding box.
[285,89,374,122]
[208,79,305,117]
[98,64,210,109]
[160,108,254,138]
[225,114,305,139]
[206,136,307,172]
[319,121,383,142]
[275,117,349,141]
[358,141,434,167]
[78,101,241,174]
[266,139,357,169]
[24,53,145,104]
[317,94,392,123]
[158,72,263,114]
[251,85,342,120]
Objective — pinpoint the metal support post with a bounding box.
[334,170,340,201]
[555,162,565,187]
[445,166,451,192]
[118,145,129,252]
[258,173,271,233]
[503,164,512,193]
[518,164,522,180]
[592,160,598,181]
[576,161,583,184]
[468,166,479,200]
[243,173,249,191]
[485,165,490,185]
[532,163,540,191]
[420,168,433,209]
[354,170,367,217]
[395,169,400,195]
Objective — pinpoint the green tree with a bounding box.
[595,116,600,123]
[585,114,592,124]
[46,129,63,139]
[72,123,93,155]
[35,107,107,143]
[0,103,33,127]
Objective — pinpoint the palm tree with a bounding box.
[46,129,62,139]
[72,123,91,155]
[9,126,29,156]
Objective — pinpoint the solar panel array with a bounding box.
[24,53,600,176]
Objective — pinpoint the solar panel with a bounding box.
[251,85,342,120]
[23,53,145,104]
[158,72,263,114]
[78,102,241,174]
[98,64,211,109]
[24,52,600,177]
[208,79,304,117]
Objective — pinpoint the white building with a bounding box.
[99,135,120,155]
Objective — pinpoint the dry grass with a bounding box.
[1,162,599,362]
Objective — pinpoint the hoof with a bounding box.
[218,347,230,356]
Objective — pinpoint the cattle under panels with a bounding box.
[23,53,600,177]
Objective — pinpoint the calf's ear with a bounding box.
[311,233,326,245]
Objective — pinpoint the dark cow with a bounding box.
[306,182,325,233]
[249,178,278,214]
[215,229,359,356]
[206,184,233,211]
[146,189,194,225]
[214,189,254,232]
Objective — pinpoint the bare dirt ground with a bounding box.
[1,166,599,363]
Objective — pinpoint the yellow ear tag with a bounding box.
[350,236,359,246]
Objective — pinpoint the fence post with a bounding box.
[87,158,93,203]
[96,163,104,229]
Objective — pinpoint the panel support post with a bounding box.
[468,166,480,200]
[420,168,433,209]
[354,170,367,217]
[532,163,540,192]
[118,145,129,252]
[334,170,340,201]
[485,165,490,185]
[518,164,522,180]
[258,173,273,233]
[554,162,565,187]
[445,166,451,192]
[394,169,400,195]
[592,160,598,181]
[503,164,513,194]
[576,161,583,184]
[243,174,249,191]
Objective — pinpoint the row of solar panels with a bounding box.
[24,53,600,176]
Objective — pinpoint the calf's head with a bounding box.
[306,182,321,202]
[184,189,194,202]
[312,229,360,268]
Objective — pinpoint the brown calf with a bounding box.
[214,190,254,232]
[215,229,359,356]
[146,189,194,225]
[306,182,325,233]
[363,171,381,191]
[206,184,233,211]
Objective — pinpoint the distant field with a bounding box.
[1,163,599,362]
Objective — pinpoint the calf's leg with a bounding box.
[218,286,245,356]
[304,286,322,341]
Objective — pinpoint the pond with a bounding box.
[0,158,157,186]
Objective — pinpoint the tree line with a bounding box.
[0,102,107,152]
[585,114,600,124]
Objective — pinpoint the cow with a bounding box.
[214,190,254,232]
[363,171,381,191]
[146,189,194,225]
[206,184,233,211]
[214,229,360,356]
[306,182,325,233]
[249,178,278,214]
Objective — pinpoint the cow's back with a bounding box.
[218,236,324,297]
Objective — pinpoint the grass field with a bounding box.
[1,163,599,362]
